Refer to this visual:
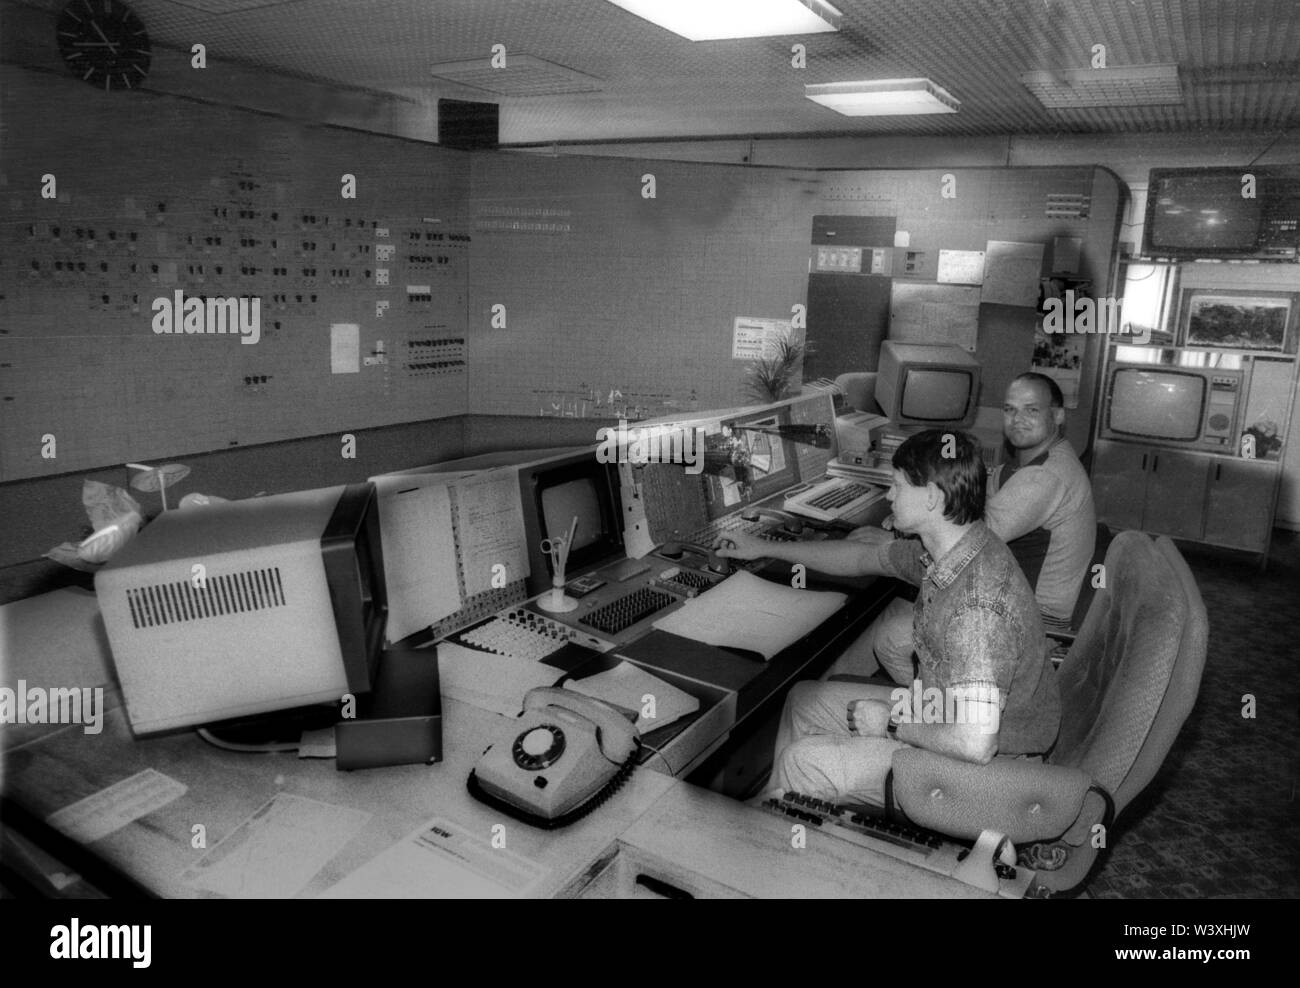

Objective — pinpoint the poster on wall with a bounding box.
[1030,324,1084,409]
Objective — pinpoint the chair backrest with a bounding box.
[1050,532,1208,823]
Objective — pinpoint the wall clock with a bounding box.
[57,0,152,91]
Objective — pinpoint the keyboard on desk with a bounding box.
[782,477,883,523]
[761,791,964,872]
[579,585,678,637]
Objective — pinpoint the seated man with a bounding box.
[717,430,1060,806]
[828,372,1096,683]
[988,372,1095,633]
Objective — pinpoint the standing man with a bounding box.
[717,430,1059,806]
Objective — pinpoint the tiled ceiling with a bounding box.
[16,0,1300,142]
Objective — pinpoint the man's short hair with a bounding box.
[892,429,986,525]
[1012,372,1064,410]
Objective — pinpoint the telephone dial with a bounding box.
[467,687,640,829]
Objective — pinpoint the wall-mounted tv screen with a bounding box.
[1144,168,1263,255]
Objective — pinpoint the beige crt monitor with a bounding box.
[95,484,384,735]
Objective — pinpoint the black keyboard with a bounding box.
[580,586,677,636]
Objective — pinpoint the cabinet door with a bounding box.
[1091,440,1148,531]
[1142,451,1209,539]
[1204,459,1276,551]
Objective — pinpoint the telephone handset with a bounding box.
[467,687,640,829]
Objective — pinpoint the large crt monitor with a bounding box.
[874,341,981,428]
[1101,362,1243,452]
[95,483,387,735]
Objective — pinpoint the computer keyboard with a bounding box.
[760,791,960,866]
[580,586,678,636]
[783,477,884,523]
[456,610,576,662]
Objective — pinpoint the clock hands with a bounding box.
[90,18,119,55]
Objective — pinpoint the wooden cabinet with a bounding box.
[1092,440,1277,558]
[1204,458,1276,550]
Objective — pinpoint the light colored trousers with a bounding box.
[768,680,908,805]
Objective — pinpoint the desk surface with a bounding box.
[0,565,987,899]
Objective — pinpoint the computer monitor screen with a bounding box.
[875,341,981,428]
[94,483,388,735]
[521,451,623,590]
[1144,169,1262,254]
[1107,367,1206,441]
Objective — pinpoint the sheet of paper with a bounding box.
[330,322,360,374]
[567,661,699,732]
[182,793,370,899]
[937,249,986,285]
[981,241,1045,307]
[732,316,793,360]
[377,482,463,642]
[436,641,560,716]
[889,282,981,350]
[321,815,549,898]
[653,571,846,660]
[46,768,187,845]
[454,470,529,596]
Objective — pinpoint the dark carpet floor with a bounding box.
[1084,530,1300,899]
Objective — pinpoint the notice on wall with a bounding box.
[937,249,986,285]
[733,316,794,360]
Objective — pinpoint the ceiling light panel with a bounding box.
[805,78,960,116]
[1020,64,1183,108]
[605,0,841,41]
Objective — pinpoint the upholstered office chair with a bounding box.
[885,532,1208,897]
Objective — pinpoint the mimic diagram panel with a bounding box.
[0,74,472,481]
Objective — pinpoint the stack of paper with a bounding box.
[652,571,846,660]
[566,661,699,733]
[434,641,559,716]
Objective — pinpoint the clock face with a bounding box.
[57,0,151,92]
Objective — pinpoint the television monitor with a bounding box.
[95,483,387,735]
[874,341,981,428]
[1143,168,1263,255]
[518,450,623,594]
[1101,363,1243,451]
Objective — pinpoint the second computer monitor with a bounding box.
[874,341,981,429]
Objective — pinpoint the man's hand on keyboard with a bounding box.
[847,699,893,738]
[713,532,767,561]
[845,524,894,546]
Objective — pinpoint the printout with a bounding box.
[321,816,549,898]
[732,316,793,360]
[455,469,529,596]
[378,481,463,642]
[181,793,370,898]
[46,768,187,845]
[654,571,846,660]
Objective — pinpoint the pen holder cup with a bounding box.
[536,574,578,613]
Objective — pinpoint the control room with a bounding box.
[1,0,1296,904]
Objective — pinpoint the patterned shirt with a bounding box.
[880,522,1061,755]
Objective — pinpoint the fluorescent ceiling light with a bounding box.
[605,0,841,41]
[1020,64,1182,107]
[805,78,960,116]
